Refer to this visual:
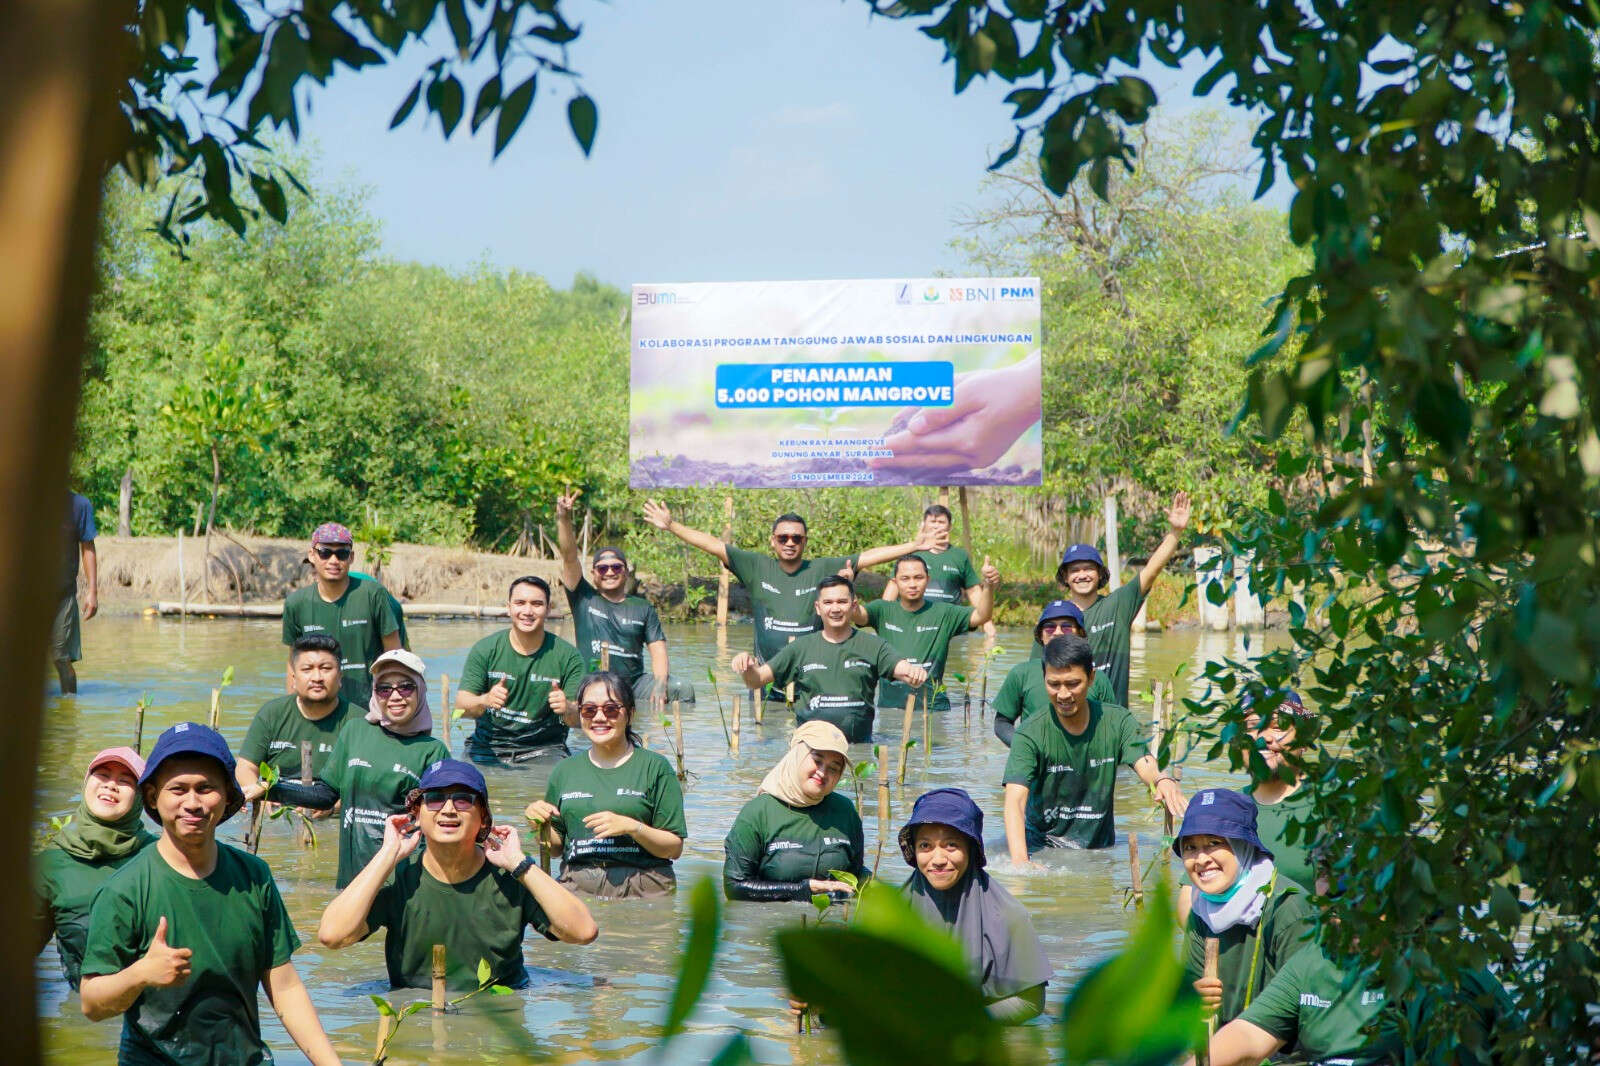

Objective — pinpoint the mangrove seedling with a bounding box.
[250,762,318,851]
[705,666,732,749]
[370,957,514,1064]
[133,692,153,754]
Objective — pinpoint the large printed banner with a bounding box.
[629,278,1042,488]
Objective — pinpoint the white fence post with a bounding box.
[1194,545,1230,631]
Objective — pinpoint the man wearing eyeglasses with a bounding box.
[992,601,1118,747]
[556,492,690,707]
[642,500,934,701]
[281,522,402,705]
[316,759,597,991]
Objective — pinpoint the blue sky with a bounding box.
[295,2,1232,289]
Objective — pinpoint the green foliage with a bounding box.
[661,877,720,1041]
[878,0,1600,1057]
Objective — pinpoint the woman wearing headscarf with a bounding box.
[246,648,449,887]
[1242,689,1322,893]
[34,747,156,988]
[524,671,687,899]
[900,788,1052,1023]
[722,721,868,902]
[1177,788,1315,1028]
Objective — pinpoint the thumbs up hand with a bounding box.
[139,916,193,988]
[484,678,510,710]
[981,555,1001,588]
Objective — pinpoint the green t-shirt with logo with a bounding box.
[321,718,450,887]
[80,844,300,1066]
[1001,699,1147,850]
[33,841,155,989]
[1252,786,1320,893]
[460,630,586,759]
[991,653,1117,725]
[239,695,352,782]
[917,545,981,603]
[765,628,903,742]
[543,748,687,871]
[724,545,859,662]
[1081,581,1146,706]
[722,792,867,892]
[1182,879,1315,1026]
[564,577,666,685]
[1239,946,1396,1065]
[365,853,554,991]
[281,577,401,704]
[864,598,974,710]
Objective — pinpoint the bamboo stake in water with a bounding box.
[208,687,221,730]
[440,673,452,750]
[431,944,447,1011]
[896,693,917,785]
[784,636,796,716]
[751,687,763,725]
[673,698,686,782]
[921,685,930,760]
[133,695,148,754]
[1196,937,1220,1066]
[374,1012,393,1065]
[1128,832,1145,908]
[599,645,610,672]
[730,692,741,755]
[874,746,891,879]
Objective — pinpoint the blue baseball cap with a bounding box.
[1035,600,1087,641]
[1057,543,1109,588]
[899,787,986,870]
[138,722,246,823]
[417,758,489,800]
[1172,788,1273,859]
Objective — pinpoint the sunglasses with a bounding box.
[579,702,625,720]
[374,680,418,698]
[314,545,353,560]
[594,563,625,576]
[420,789,479,812]
[773,533,806,544]
[1039,621,1080,634]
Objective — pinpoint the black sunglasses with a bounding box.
[594,562,625,575]
[420,789,479,812]
[374,680,418,698]
[314,545,353,560]
[774,533,806,544]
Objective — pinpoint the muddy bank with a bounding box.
[92,535,563,613]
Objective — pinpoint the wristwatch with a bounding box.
[511,855,537,880]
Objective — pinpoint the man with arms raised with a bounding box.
[456,575,585,765]
[642,500,933,701]
[318,759,597,990]
[282,520,401,705]
[1055,491,1191,706]
[236,634,352,823]
[1003,635,1185,860]
[880,504,993,625]
[557,491,690,706]
[733,575,927,743]
[857,552,999,712]
[80,723,339,1066]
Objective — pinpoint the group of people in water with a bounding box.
[36,493,1505,1065]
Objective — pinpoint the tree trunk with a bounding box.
[204,441,219,602]
[0,3,129,1060]
[118,465,132,536]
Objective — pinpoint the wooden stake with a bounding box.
[673,698,685,782]
[937,485,950,509]
[1196,936,1220,1065]
[374,1012,393,1065]
[538,829,551,875]
[730,692,741,755]
[440,673,452,750]
[751,687,763,724]
[784,636,796,716]
[958,486,974,556]
[133,698,146,754]
[896,693,916,785]
[717,495,733,627]
[1128,832,1144,909]
[299,740,314,785]
[246,801,265,855]
[921,685,930,760]
[208,687,221,730]
[431,944,447,1011]
[874,746,891,879]
[599,645,610,672]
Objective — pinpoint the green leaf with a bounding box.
[812,893,831,915]
[852,881,968,974]
[661,876,720,1040]
[489,984,515,995]
[370,993,397,1018]
[437,75,465,136]
[476,957,492,986]
[220,665,234,687]
[828,869,860,891]
[567,93,598,155]
[495,75,536,157]
[989,126,1025,172]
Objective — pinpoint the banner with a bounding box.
[629,278,1042,488]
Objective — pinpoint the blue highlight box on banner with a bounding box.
[714,361,954,409]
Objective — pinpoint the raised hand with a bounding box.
[484,678,510,710]
[382,812,422,861]
[837,560,856,583]
[642,499,673,531]
[556,489,581,516]
[547,687,569,719]
[981,555,1000,587]
[1166,491,1192,535]
[482,824,527,871]
[582,810,639,839]
[139,917,193,989]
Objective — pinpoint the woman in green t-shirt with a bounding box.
[1177,788,1314,1029]
[1243,689,1323,893]
[34,746,156,989]
[722,721,868,902]
[524,671,687,899]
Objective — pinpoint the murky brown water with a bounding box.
[36,613,1278,1064]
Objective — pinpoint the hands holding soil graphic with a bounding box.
[871,350,1042,473]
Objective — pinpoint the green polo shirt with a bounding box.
[543,748,687,871]
[992,654,1117,726]
[864,598,974,710]
[1238,947,1397,1065]
[722,792,867,893]
[238,695,352,782]
[1001,699,1147,850]
[917,545,981,603]
[724,545,859,662]
[564,577,665,685]
[1081,582,1145,706]
[765,628,904,742]
[459,630,585,759]
[281,577,400,704]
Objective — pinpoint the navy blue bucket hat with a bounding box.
[1057,544,1109,588]
[138,722,247,823]
[418,758,489,800]
[899,787,986,870]
[1172,788,1273,860]
[1035,600,1087,642]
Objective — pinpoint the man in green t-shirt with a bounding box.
[857,552,998,711]
[1002,635,1186,856]
[281,520,402,705]
[316,759,597,990]
[80,723,340,1066]
[1056,491,1190,706]
[642,500,935,689]
[733,575,928,742]
[993,601,1117,746]
[557,490,692,706]
[236,634,352,807]
[455,575,586,764]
